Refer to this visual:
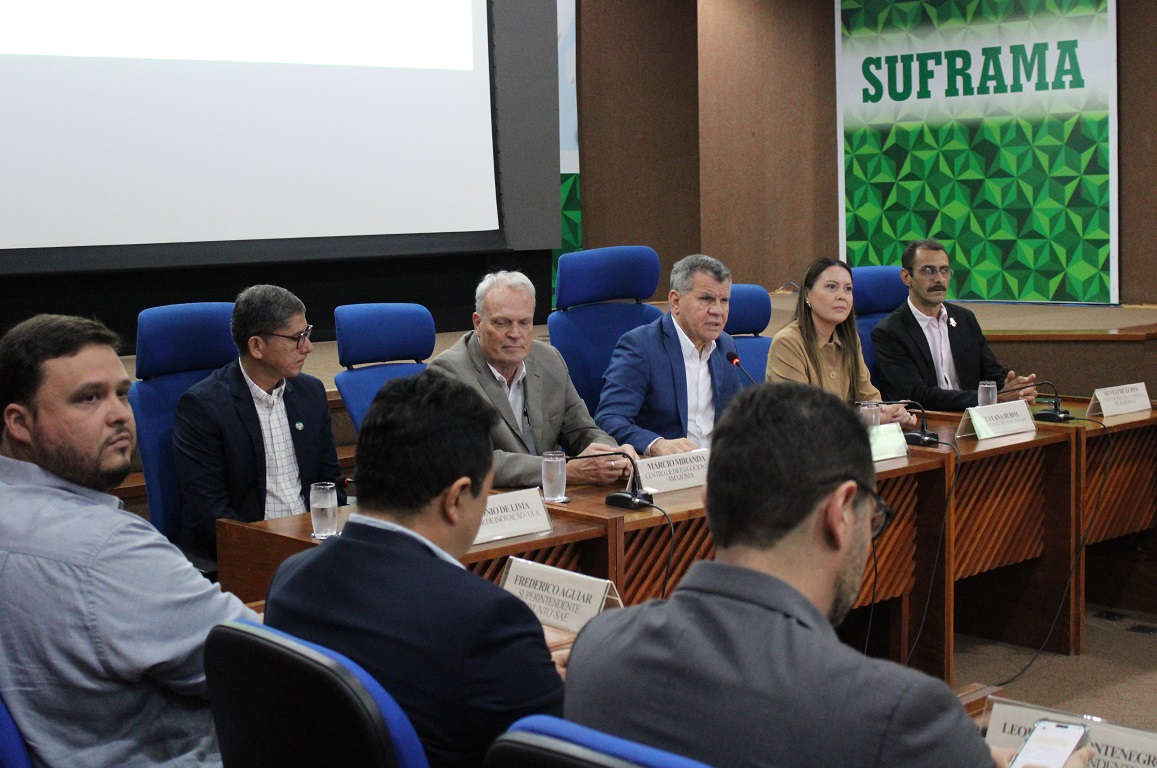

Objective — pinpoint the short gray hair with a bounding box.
[474,271,536,315]
[670,254,731,294]
[231,284,306,354]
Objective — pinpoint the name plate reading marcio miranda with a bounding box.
[869,423,908,462]
[957,400,1036,440]
[473,488,552,545]
[636,449,709,493]
[501,557,622,633]
[985,696,1157,767]
[1088,382,1152,418]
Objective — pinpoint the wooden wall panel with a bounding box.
[697,0,838,289]
[577,0,701,293]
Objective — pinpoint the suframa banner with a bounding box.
[836,0,1118,304]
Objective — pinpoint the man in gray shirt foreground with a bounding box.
[0,315,254,767]
[565,382,1091,768]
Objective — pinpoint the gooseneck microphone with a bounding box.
[997,380,1072,422]
[566,451,654,509]
[725,351,760,385]
[855,399,939,446]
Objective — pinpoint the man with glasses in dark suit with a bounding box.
[565,383,1077,768]
[872,238,1038,411]
[174,284,344,558]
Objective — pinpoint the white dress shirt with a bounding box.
[241,361,306,519]
[344,514,465,569]
[673,319,716,449]
[908,298,961,391]
[486,360,536,454]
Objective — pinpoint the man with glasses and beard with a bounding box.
[872,238,1038,411]
[174,284,345,558]
[0,314,254,767]
[565,383,1087,768]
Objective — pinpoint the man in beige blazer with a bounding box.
[428,270,635,488]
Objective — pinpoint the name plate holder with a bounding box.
[473,488,553,545]
[636,449,709,493]
[985,696,1157,764]
[501,557,622,633]
[957,400,1037,440]
[1088,382,1152,418]
[869,423,909,462]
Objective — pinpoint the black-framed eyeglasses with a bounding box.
[816,475,896,539]
[262,324,313,349]
[915,265,954,278]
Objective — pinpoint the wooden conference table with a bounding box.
[216,453,949,667]
[906,413,1078,684]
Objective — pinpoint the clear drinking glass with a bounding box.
[978,381,998,407]
[859,402,881,427]
[309,481,339,539]
[541,451,568,503]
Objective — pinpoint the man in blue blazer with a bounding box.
[173,285,344,558]
[596,254,747,456]
[265,371,565,768]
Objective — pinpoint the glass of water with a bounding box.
[541,451,568,503]
[978,380,998,407]
[859,402,881,427]
[310,481,339,539]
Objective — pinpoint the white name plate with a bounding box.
[636,449,709,493]
[869,423,908,462]
[986,696,1157,768]
[957,399,1036,440]
[473,488,552,545]
[501,557,622,633]
[1088,382,1151,418]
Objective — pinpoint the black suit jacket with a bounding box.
[173,359,344,556]
[871,302,1005,411]
[265,522,565,768]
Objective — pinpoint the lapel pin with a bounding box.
[949,317,957,328]
[295,421,304,431]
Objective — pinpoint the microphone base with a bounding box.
[1034,409,1073,423]
[905,431,939,447]
[606,490,654,509]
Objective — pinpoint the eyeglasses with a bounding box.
[262,324,313,349]
[816,476,896,539]
[915,265,954,278]
[853,479,896,539]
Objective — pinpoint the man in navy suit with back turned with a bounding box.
[265,370,564,768]
[872,238,1038,411]
[173,284,345,559]
[595,254,746,456]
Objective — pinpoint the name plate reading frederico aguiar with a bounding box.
[473,488,552,545]
[1088,382,1152,418]
[501,557,622,633]
[957,399,1036,440]
[636,449,709,493]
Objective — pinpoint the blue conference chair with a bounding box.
[129,302,237,545]
[205,620,429,768]
[850,266,907,377]
[334,303,436,432]
[723,283,772,384]
[548,246,664,415]
[485,715,713,768]
[0,691,32,768]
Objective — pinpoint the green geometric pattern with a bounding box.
[841,0,1107,36]
[552,172,582,307]
[845,113,1111,302]
[840,0,1113,303]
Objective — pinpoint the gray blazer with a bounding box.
[566,561,995,768]
[427,332,616,487]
